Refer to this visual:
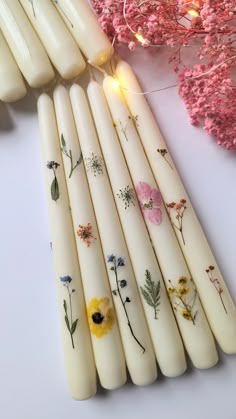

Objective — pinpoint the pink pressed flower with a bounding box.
[136,181,162,225]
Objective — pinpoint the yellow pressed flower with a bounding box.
[178,286,190,296]
[178,276,188,284]
[168,287,175,296]
[87,297,115,338]
[181,309,193,321]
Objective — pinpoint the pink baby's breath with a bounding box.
[91,0,236,150]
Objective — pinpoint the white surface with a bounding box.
[0,47,236,419]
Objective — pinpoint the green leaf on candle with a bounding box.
[140,270,160,320]
[51,176,60,201]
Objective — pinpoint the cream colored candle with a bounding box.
[91,78,218,371]
[20,0,85,79]
[70,84,157,386]
[53,85,127,390]
[88,80,188,376]
[37,93,96,400]
[0,0,54,88]
[53,0,113,65]
[0,30,26,102]
[116,60,236,355]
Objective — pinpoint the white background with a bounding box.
[0,46,236,419]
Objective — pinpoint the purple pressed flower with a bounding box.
[107,254,115,263]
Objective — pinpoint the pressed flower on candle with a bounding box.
[77,223,96,247]
[107,254,145,353]
[61,134,83,178]
[114,115,139,142]
[168,277,197,325]
[84,153,104,176]
[117,185,136,209]
[136,181,162,225]
[46,161,60,202]
[157,149,173,170]
[140,270,161,320]
[206,266,227,314]
[166,199,187,245]
[87,297,115,338]
[60,275,79,349]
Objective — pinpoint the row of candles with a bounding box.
[0,0,113,102]
[38,60,236,400]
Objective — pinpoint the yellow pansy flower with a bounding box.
[87,297,115,338]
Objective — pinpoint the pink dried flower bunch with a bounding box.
[91,0,236,150]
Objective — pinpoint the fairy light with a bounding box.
[135,33,147,45]
[112,79,120,89]
[188,9,199,17]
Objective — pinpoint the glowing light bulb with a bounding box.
[135,33,146,45]
[188,9,199,16]
[112,79,120,89]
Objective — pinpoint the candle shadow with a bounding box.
[10,88,37,114]
[0,102,14,131]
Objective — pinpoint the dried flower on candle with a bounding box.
[140,270,161,320]
[117,185,136,209]
[46,160,60,202]
[60,275,78,349]
[77,223,96,247]
[168,277,197,325]
[115,115,139,142]
[61,134,83,178]
[107,254,145,353]
[206,265,227,314]
[87,297,115,338]
[136,181,162,225]
[166,199,187,245]
[157,149,173,170]
[84,153,104,176]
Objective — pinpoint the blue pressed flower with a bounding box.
[60,275,72,283]
[120,279,127,288]
[107,254,115,263]
[117,257,125,267]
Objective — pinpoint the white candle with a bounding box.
[53,0,113,65]
[91,78,218,371]
[88,80,188,376]
[0,30,26,103]
[20,0,85,79]
[70,84,158,386]
[37,93,97,400]
[53,84,127,390]
[116,60,236,355]
[0,0,54,88]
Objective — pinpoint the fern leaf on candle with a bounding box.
[140,270,161,320]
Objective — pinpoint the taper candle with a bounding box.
[20,0,86,79]
[0,30,26,102]
[53,85,127,390]
[70,84,158,386]
[90,78,218,371]
[116,60,236,355]
[0,0,54,88]
[88,80,188,376]
[37,93,96,400]
[53,0,113,65]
